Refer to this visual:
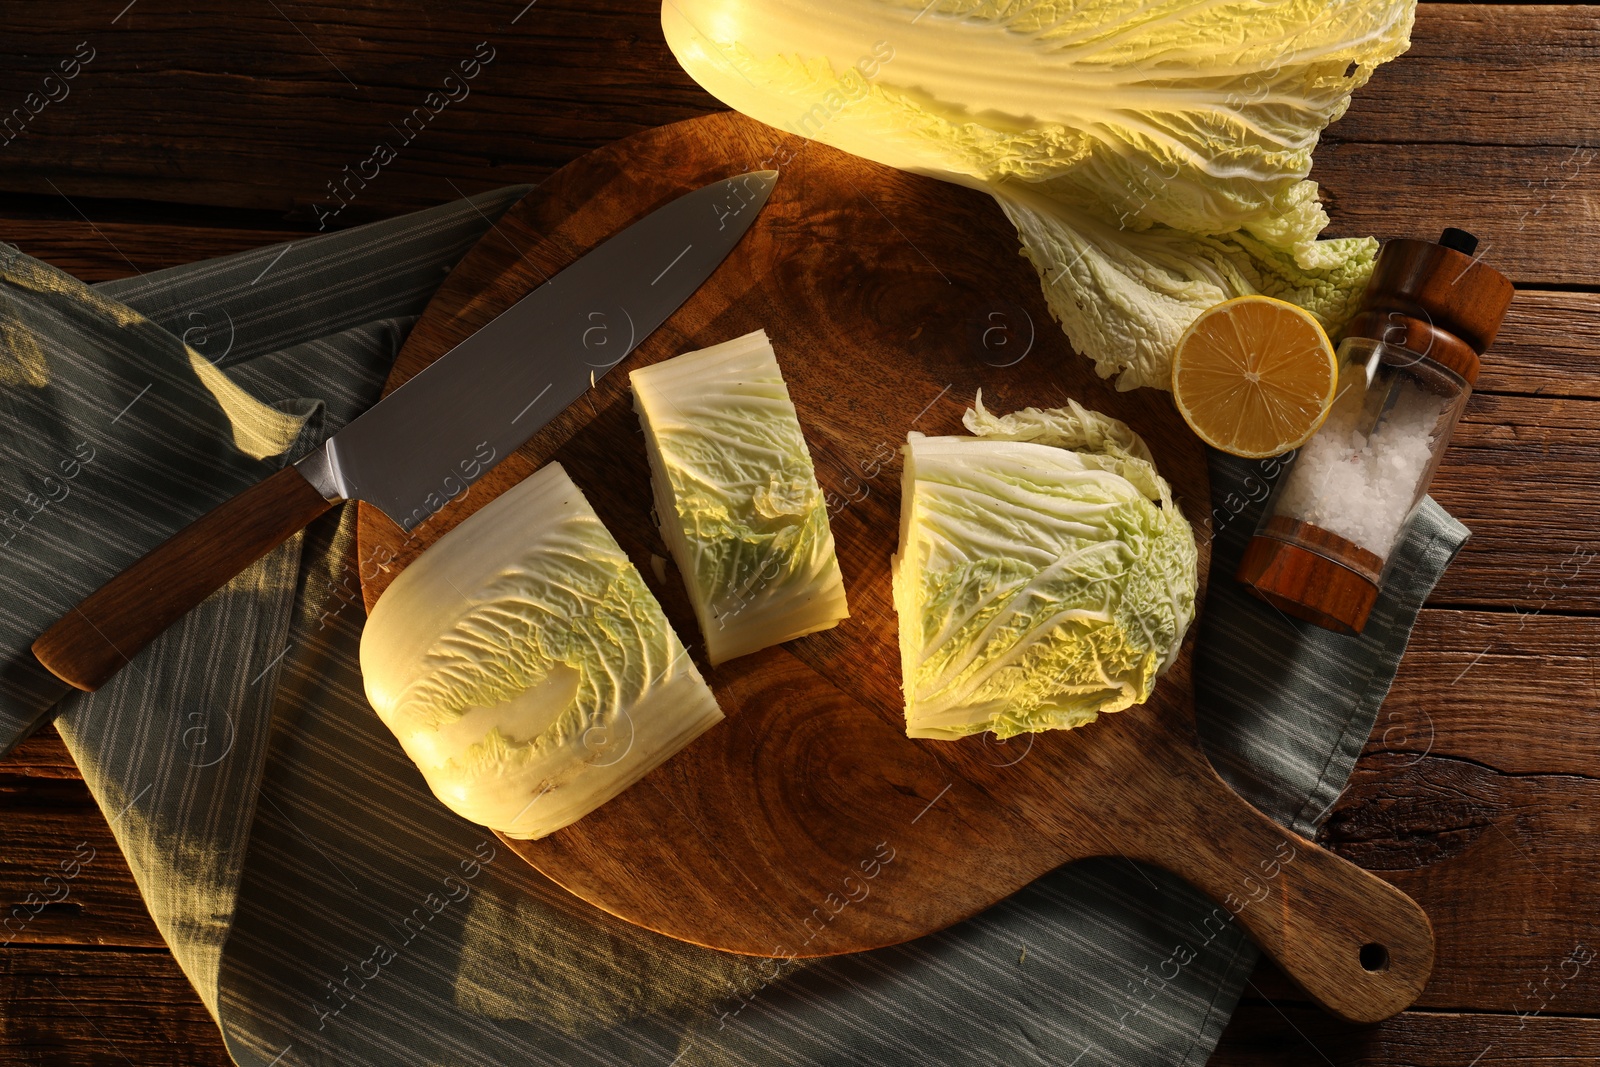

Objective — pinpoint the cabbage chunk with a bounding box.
[361,462,723,839]
[893,395,1197,739]
[632,329,848,665]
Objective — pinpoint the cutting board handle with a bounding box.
[1125,738,1434,1024]
[31,464,336,692]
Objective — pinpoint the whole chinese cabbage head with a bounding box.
[662,0,1414,389]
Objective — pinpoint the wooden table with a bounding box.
[1,3,1594,1063]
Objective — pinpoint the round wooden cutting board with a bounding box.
[357,112,1433,1024]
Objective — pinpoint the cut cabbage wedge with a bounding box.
[632,329,848,665]
[360,462,723,840]
[893,396,1198,740]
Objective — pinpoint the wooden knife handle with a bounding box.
[32,464,337,692]
[1127,739,1434,1025]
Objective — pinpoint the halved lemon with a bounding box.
[1170,295,1339,458]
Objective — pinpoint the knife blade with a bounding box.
[31,170,780,693]
[297,169,779,532]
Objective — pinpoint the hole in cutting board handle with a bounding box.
[1359,942,1390,972]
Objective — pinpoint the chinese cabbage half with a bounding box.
[662,0,1414,390]
[893,396,1197,739]
[361,463,723,839]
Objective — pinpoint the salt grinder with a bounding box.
[1236,228,1514,634]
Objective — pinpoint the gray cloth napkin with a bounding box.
[0,187,1468,1067]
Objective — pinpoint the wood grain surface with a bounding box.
[351,110,1434,1025]
[1212,1003,1600,1065]
[1,2,1596,1063]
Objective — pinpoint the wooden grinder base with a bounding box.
[356,112,1434,1025]
[1238,517,1384,635]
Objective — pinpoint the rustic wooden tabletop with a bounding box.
[2,2,1596,1064]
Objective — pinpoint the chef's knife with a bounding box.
[33,170,780,693]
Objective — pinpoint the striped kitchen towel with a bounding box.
[0,185,1467,1067]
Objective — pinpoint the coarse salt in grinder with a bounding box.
[1236,228,1514,634]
